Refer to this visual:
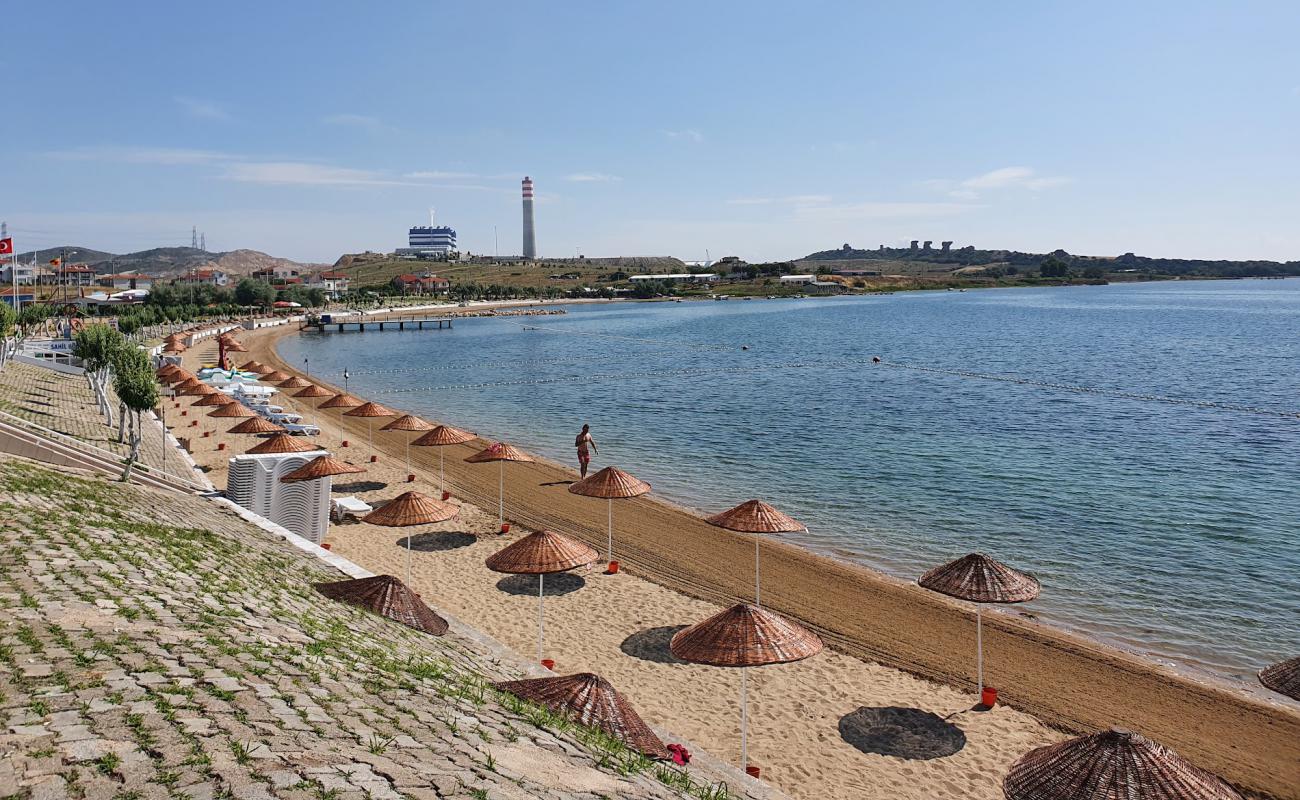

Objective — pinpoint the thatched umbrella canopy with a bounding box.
[465,442,535,532]
[363,491,460,585]
[208,402,257,419]
[670,603,823,770]
[177,383,219,398]
[494,673,668,758]
[162,341,187,354]
[294,384,333,399]
[1003,727,1242,800]
[919,553,1040,697]
[344,402,396,462]
[173,377,203,392]
[1258,656,1300,701]
[280,454,365,483]
[221,338,247,353]
[239,360,267,373]
[277,376,310,389]
[260,370,290,382]
[411,425,476,495]
[381,415,434,476]
[227,415,285,434]
[156,364,181,380]
[164,333,185,343]
[486,530,598,662]
[246,433,325,455]
[568,467,650,565]
[319,393,363,409]
[192,392,236,407]
[163,369,197,385]
[707,499,806,606]
[314,575,448,636]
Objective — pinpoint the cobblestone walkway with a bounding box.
[0,362,195,480]
[0,457,756,800]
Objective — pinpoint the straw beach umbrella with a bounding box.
[485,530,598,662]
[294,384,333,399]
[314,574,448,636]
[318,393,363,449]
[344,401,396,463]
[465,442,535,532]
[278,375,311,389]
[671,603,823,771]
[1258,656,1300,701]
[192,392,235,407]
[919,553,1040,698]
[1003,727,1242,800]
[239,360,267,373]
[363,491,460,585]
[178,383,219,398]
[227,416,285,435]
[246,433,324,455]
[381,414,434,478]
[281,454,365,483]
[568,467,650,566]
[260,370,290,383]
[411,424,475,496]
[209,402,259,420]
[493,673,668,759]
[707,499,806,606]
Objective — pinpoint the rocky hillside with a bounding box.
[14,246,323,279]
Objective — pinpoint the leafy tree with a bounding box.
[111,346,158,482]
[73,324,126,428]
[1039,256,1070,278]
[235,279,277,307]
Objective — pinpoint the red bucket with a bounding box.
[181,410,187,417]
[217,443,226,451]
[745,765,761,779]
[202,431,210,438]
[341,440,349,447]
[406,473,415,483]
[441,491,451,501]
[541,659,555,670]
[369,455,378,463]
[607,560,620,575]
[321,543,332,551]
[500,523,511,534]
[981,687,998,707]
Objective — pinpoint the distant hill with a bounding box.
[328,252,686,290]
[13,245,323,279]
[801,244,1300,278]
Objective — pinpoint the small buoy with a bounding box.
[741,345,749,350]
[872,356,881,363]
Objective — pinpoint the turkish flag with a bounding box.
[0,238,11,255]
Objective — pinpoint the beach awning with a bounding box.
[381,414,434,432]
[228,415,285,434]
[314,575,448,636]
[493,673,668,759]
[245,433,325,454]
[670,603,823,667]
[192,393,235,407]
[411,425,476,447]
[706,499,806,533]
[294,384,333,398]
[1259,656,1300,701]
[280,454,366,482]
[1003,728,1243,800]
[485,530,599,575]
[919,553,1040,604]
[260,370,290,382]
[362,491,459,527]
[567,466,650,499]
[319,393,364,409]
[278,376,312,389]
[209,403,259,420]
[344,401,397,419]
[239,360,268,373]
[465,442,534,463]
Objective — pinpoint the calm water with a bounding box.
[280,279,1300,682]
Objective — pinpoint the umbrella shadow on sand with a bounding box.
[400,532,476,552]
[619,625,689,665]
[838,706,966,760]
[334,480,388,493]
[495,573,585,596]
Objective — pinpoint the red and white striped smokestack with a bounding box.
[521,176,536,259]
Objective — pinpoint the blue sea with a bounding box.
[279,278,1300,682]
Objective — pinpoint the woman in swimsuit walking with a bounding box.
[575,424,597,479]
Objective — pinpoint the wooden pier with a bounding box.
[302,314,454,333]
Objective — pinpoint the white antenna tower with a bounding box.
[200,233,206,251]
[429,207,436,227]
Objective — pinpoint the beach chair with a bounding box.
[332,496,372,523]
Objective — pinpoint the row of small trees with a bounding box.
[70,325,159,481]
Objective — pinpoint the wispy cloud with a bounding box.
[664,129,704,143]
[564,172,621,183]
[175,96,230,121]
[222,162,413,187]
[45,146,239,165]
[727,194,832,206]
[322,113,395,134]
[405,170,481,180]
[926,166,1071,200]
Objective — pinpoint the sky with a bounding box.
[4,1,1299,264]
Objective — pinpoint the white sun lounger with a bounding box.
[331,496,372,522]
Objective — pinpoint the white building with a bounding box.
[308,271,351,298]
[778,274,817,285]
[1,262,36,285]
[627,273,719,284]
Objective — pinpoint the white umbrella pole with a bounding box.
[755,538,761,606]
[498,460,504,529]
[405,434,411,476]
[439,448,446,493]
[405,532,411,586]
[538,573,545,662]
[740,667,748,769]
[607,498,613,562]
[368,419,374,461]
[976,605,984,695]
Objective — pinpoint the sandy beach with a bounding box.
[175,321,1300,800]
